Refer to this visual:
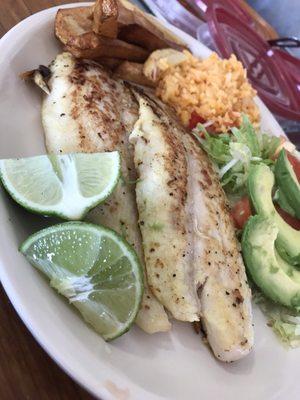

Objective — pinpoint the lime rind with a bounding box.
[0,152,121,220]
[20,222,143,341]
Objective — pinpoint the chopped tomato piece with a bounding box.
[231,196,300,231]
[188,111,205,130]
[231,196,252,229]
[286,152,300,182]
[275,206,300,230]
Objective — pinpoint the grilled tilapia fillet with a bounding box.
[42,52,170,334]
[129,97,200,322]
[129,90,253,361]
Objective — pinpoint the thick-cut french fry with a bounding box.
[117,0,186,50]
[54,2,186,63]
[66,31,102,50]
[55,7,94,45]
[66,33,149,62]
[96,57,123,69]
[114,61,155,87]
[118,24,169,51]
[93,0,118,38]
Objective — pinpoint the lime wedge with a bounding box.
[0,152,120,220]
[20,222,143,340]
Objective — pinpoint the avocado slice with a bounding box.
[248,163,300,265]
[274,188,296,217]
[275,149,300,219]
[242,215,300,309]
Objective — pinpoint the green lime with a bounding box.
[0,152,120,220]
[20,222,143,340]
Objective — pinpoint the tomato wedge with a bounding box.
[188,111,205,130]
[276,205,300,230]
[231,196,300,231]
[287,152,300,182]
[231,196,252,229]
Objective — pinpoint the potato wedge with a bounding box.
[118,24,170,51]
[66,32,149,62]
[114,61,155,87]
[54,2,186,63]
[117,0,186,50]
[143,49,188,83]
[55,7,93,45]
[66,31,101,50]
[96,57,123,69]
[93,0,118,38]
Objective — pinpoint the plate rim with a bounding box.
[0,2,288,400]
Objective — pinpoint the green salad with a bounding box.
[193,115,280,201]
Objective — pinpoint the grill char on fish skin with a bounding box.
[42,52,171,334]
[129,89,253,361]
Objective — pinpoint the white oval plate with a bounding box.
[0,3,298,400]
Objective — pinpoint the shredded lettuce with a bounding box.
[231,116,261,157]
[253,289,300,348]
[193,115,280,197]
[219,143,252,178]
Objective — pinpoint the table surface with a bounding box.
[0,1,96,398]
